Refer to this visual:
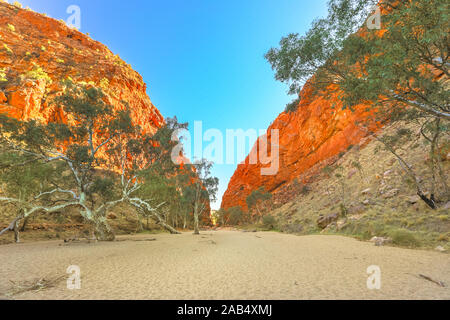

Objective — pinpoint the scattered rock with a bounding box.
[362,199,371,206]
[336,219,347,230]
[347,203,365,215]
[347,169,357,179]
[317,213,339,229]
[435,246,446,252]
[320,222,337,233]
[406,195,421,204]
[382,189,399,199]
[370,236,392,246]
[441,202,450,210]
[361,188,372,195]
[384,169,394,177]
[107,212,118,220]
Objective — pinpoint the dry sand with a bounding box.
[0,231,449,300]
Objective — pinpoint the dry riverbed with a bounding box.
[0,231,448,300]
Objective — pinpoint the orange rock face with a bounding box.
[0,2,163,133]
[221,82,379,211]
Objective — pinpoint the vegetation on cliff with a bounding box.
[0,83,218,242]
[266,0,449,209]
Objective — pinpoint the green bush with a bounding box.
[387,228,421,247]
[262,215,277,230]
[284,98,300,113]
[227,206,243,225]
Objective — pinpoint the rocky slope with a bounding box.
[221,80,379,210]
[0,2,163,133]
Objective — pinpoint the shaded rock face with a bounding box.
[221,81,379,211]
[0,2,163,133]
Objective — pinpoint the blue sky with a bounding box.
[18,0,328,209]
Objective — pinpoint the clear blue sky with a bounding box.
[19,0,328,209]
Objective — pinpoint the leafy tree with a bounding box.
[183,159,219,235]
[262,215,277,230]
[265,0,449,208]
[227,206,244,225]
[246,187,272,218]
[214,208,227,226]
[0,82,134,241]
[105,116,189,234]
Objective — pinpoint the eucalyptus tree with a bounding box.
[106,116,190,234]
[246,187,272,219]
[0,82,134,241]
[183,159,219,235]
[265,0,449,207]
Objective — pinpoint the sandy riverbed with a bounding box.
[0,231,448,300]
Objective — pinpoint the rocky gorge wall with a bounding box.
[221,81,379,211]
[0,2,163,134]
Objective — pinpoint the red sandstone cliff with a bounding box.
[0,2,212,222]
[221,81,378,211]
[0,2,163,133]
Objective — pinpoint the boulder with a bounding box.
[317,213,339,229]
[361,188,372,195]
[383,169,394,177]
[107,212,118,220]
[347,203,365,215]
[370,236,392,246]
[382,189,399,199]
[347,169,357,179]
[441,201,450,210]
[406,195,421,204]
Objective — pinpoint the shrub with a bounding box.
[0,68,7,82]
[227,206,243,225]
[24,63,52,83]
[280,223,303,234]
[3,44,13,54]
[387,228,421,247]
[284,98,300,113]
[300,185,310,195]
[262,215,277,229]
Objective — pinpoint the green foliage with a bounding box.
[0,152,56,200]
[387,228,421,248]
[246,187,272,213]
[266,0,449,119]
[0,68,7,82]
[24,63,52,83]
[262,215,277,229]
[3,44,13,54]
[215,208,226,226]
[227,206,243,225]
[322,165,334,176]
[284,98,300,113]
[90,176,116,201]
